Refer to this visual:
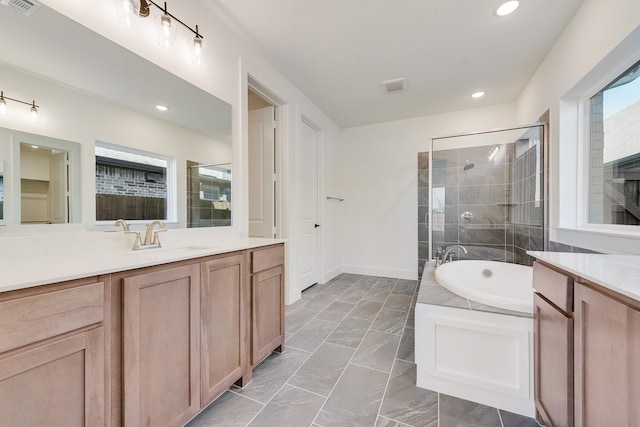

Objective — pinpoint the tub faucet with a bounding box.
[439,245,468,265]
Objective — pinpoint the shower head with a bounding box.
[463,160,475,171]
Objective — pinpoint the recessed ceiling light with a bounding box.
[496,1,519,16]
[155,105,169,111]
[472,91,485,98]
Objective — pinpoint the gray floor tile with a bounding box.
[379,360,438,427]
[301,285,323,300]
[320,283,352,297]
[406,306,415,329]
[286,318,337,352]
[235,348,310,403]
[304,293,338,311]
[371,309,407,335]
[316,301,355,322]
[315,364,389,427]
[247,384,324,427]
[393,280,418,296]
[326,316,373,348]
[285,308,319,334]
[396,327,415,363]
[337,287,369,304]
[357,276,381,287]
[187,391,263,427]
[288,342,355,396]
[439,394,502,427]
[285,298,306,315]
[352,330,401,373]
[499,409,539,427]
[350,300,384,321]
[377,278,399,290]
[375,416,410,427]
[383,295,413,312]
[338,274,363,285]
[363,287,393,303]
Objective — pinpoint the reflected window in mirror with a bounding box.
[95,142,175,222]
[187,161,232,228]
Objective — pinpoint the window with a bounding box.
[588,59,640,226]
[95,142,173,221]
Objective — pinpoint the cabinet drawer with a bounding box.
[0,281,104,353]
[251,245,284,274]
[533,262,573,313]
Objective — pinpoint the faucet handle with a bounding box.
[125,230,143,250]
[152,228,167,245]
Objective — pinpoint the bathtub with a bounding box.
[434,260,533,313]
[416,262,535,417]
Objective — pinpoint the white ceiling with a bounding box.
[208,0,584,128]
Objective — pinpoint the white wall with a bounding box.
[515,0,640,253]
[340,103,516,279]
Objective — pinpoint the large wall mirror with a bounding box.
[0,4,232,229]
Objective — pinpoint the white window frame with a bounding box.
[94,140,177,225]
[555,32,640,254]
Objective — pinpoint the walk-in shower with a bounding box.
[417,124,547,273]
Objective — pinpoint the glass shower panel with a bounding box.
[430,125,545,266]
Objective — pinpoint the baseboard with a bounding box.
[342,264,418,280]
[322,265,343,283]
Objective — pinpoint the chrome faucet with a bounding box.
[143,220,166,246]
[438,244,468,266]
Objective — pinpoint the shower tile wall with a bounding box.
[430,143,515,263]
[420,137,547,268]
[417,152,429,277]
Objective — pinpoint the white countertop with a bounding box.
[0,236,285,294]
[528,251,640,302]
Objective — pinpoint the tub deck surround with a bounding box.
[416,264,535,417]
[527,251,640,302]
[0,229,286,293]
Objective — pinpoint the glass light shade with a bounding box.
[30,104,38,123]
[191,36,206,66]
[113,0,140,27]
[156,13,178,48]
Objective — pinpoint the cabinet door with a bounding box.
[123,264,200,427]
[533,293,573,427]
[200,253,248,405]
[0,327,105,427]
[251,265,285,366]
[574,283,640,427]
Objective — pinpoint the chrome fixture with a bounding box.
[437,245,468,266]
[461,211,474,222]
[0,91,39,122]
[463,160,475,171]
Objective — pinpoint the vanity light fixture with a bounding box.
[472,91,485,98]
[155,104,169,111]
[137,0,205,63]
[496,1,519,16]
[0,90,39,121]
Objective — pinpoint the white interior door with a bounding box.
[298,119,319,290]
[248,106,275,238]
[49,151,69,224]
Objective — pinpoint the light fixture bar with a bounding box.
[140,0,203,39]
[0,91,39,109]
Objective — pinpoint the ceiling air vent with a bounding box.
[0,0,40,16]
[381,77,407,94]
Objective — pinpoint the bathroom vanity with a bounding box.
[530,252,640,427]
[0,238,285,427]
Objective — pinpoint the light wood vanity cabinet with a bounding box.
[533,261,640,427]
[250,244,285,367]
[122,263,201,427]
[200,253,249,405]
[0,278,108,427]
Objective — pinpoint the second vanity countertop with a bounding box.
[0,236,285,294]
[528,251,640,303]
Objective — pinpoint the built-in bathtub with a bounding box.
[415,260,535,417]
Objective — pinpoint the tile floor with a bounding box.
[187,274,540,427]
